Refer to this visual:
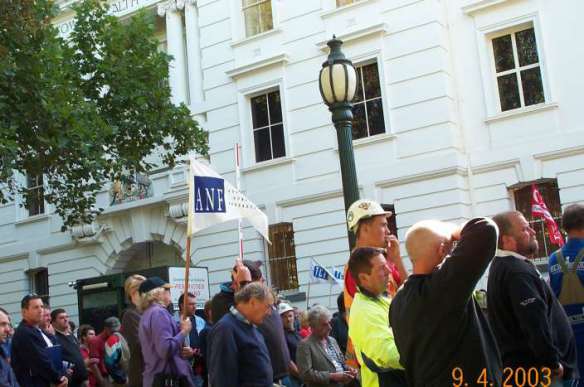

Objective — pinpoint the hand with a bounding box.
[330,371,354,384]
[385,235,401,265]
[56,376,68,387]
[180,317,192,336]
[346,367,358,377]
[181,346,194,359]
[46,325,56,336]
[66,368,74,377]
[232,257,251,290]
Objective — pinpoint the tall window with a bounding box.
[268,223,299,291]
[251,90,286,163]
[243,0,273,38]
[491,26,545,112]
[512,180,562,264]
[26,174,45,216]
[352,62,386,140]
[336,0,365,6]
[27,268,50,304]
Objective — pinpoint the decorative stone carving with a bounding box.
[157,0,195,16]
[169,202,189,218]
[71,223,100,238]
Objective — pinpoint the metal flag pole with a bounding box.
[183,236,191,318]
[183,159,194,317]
[235,144,244,262]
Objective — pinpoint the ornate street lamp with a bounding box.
[319,36,359,249]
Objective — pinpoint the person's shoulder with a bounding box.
[214,312,236,329]
[13,322,35,338]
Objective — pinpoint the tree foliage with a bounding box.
[0,0,207,229]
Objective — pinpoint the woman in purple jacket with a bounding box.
[138,277,194,387]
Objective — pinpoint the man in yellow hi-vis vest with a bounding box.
[343,200,407,369]
[348,247,404,387]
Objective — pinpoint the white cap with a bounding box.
[278,302,294,315]
[347,199,392,233]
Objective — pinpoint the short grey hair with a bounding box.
[234,282,271,305]
[308,305,332,329]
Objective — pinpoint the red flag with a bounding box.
[531,184,564,247]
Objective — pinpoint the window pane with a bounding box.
[352,102,368,140]
[366,99,385,136]
[271,124,286,159]
[362,63,381,99]
[497,73,521,111]
[516,28,539,67]
[251,94,269,128]
[521,67,545,106]
[268,91,282,124]
[254,128,272,162]
[492,34,515,73]
[243,6,260,37]
[259,1,273,33]
[353,67,364,103]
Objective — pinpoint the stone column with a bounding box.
[158,0,189,105]
[184,0,204,114]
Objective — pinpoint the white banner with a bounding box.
[168,267,210,309]
[187,156,269,241]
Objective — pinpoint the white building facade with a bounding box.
[1,0,583,322]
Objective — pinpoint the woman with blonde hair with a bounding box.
[120,274,145,387]
[138,276,194,387]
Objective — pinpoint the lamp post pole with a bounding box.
[320,37,360,250]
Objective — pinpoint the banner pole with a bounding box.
[183,235,191,318]
[235,144,244,261]
[329,283,333,308]
[306,280,311,310]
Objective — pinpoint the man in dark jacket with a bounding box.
[489,211,578,384]
[390,218,502,387]
[0,307,18,387]
[52,309,88,387]
[11,294,68,387]
[207,282,274,387]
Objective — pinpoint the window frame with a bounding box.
[488,23,545,112]
[239,80,290,168]
[350,54,390,140]
[267,222,299,291]
[250,89,286,163]
[26,174,45,217]
[476,13,553,118]
[232,0,278,43]
[26,267,50,305]
[351,59,388,140]
[241,0,274,38]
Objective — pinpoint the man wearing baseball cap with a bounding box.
[279,303,302,387]
[343,199,408,368]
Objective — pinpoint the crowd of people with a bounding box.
[0,200,582,387]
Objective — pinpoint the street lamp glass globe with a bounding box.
[319,63,356,105]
